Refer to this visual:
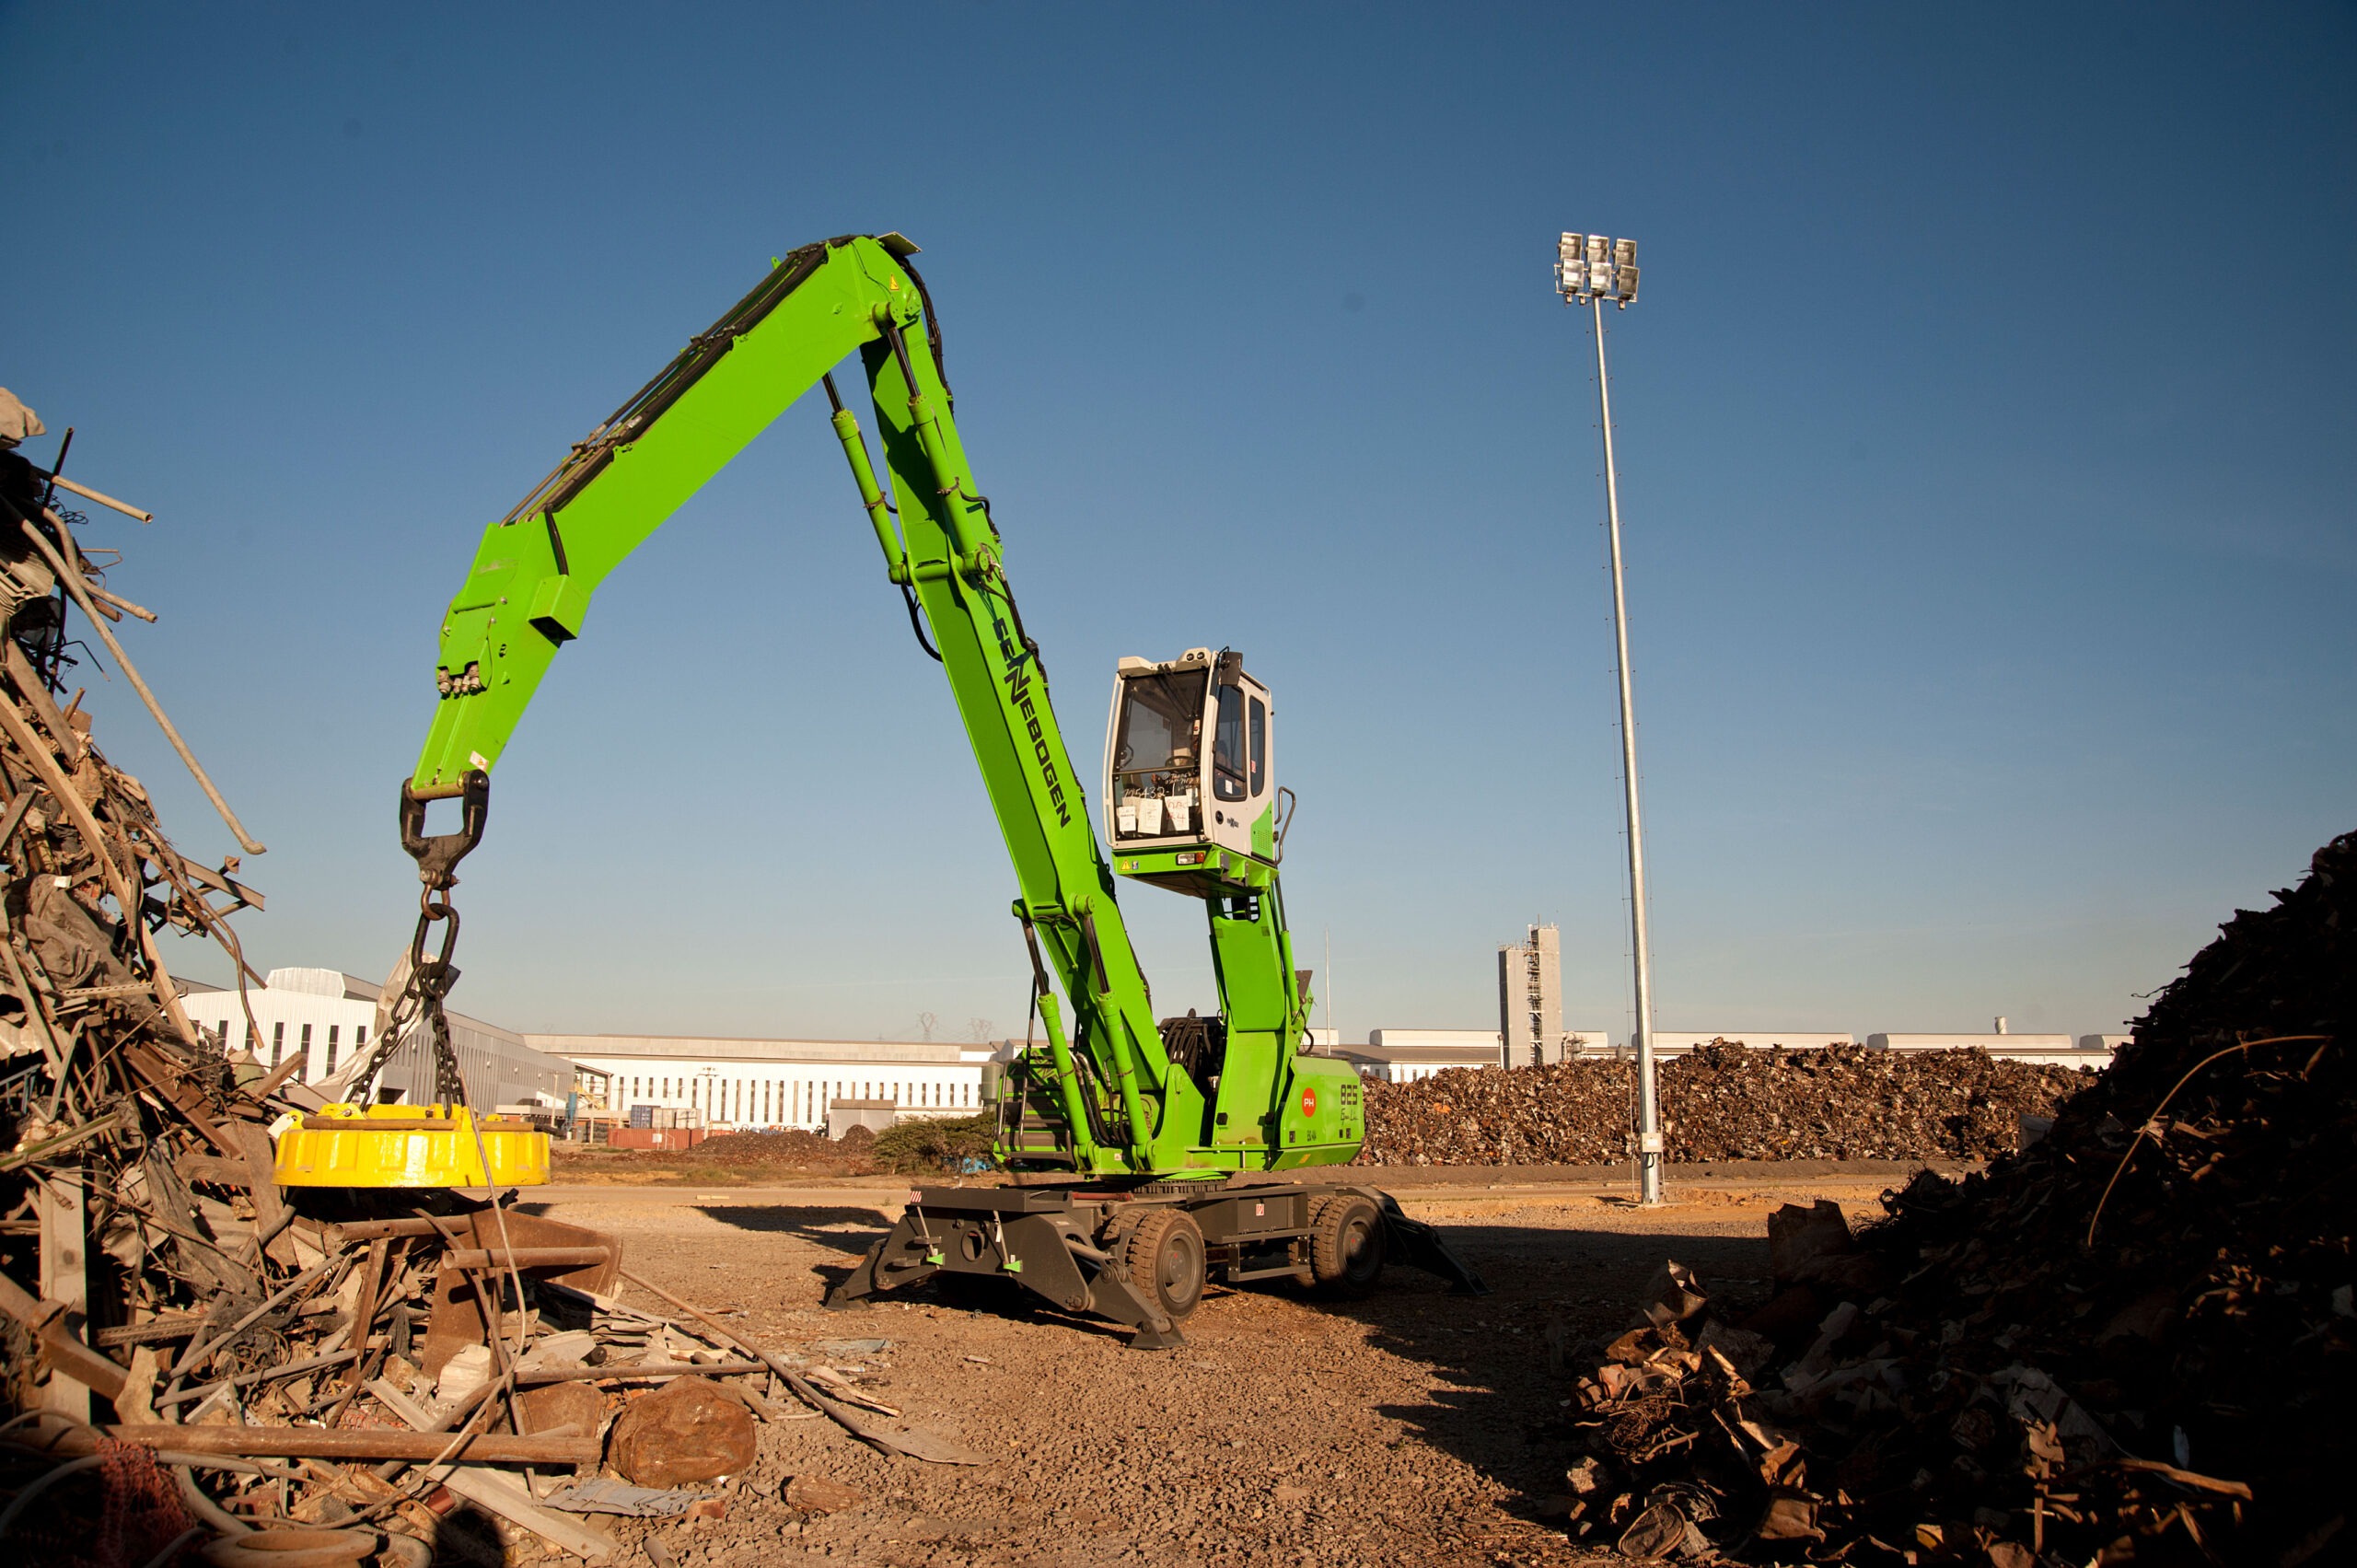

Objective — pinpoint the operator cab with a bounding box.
[1105,647,1279,895]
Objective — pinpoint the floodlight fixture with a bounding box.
[1555,230,1640,309]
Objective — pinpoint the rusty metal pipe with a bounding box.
[62,1426,599,1463]
[443,1247,611,1271]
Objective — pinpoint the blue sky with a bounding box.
[4,3,2351,1045]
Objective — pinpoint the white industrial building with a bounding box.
[1597,1030,1858,1059]
[1347,1026,1611,1082]
[1865,1031,2109,1068]
[527,1034,996,1132]
[1342,1023,2115,1077]
[178,969,571,1109]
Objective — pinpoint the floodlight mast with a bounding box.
[1556,232,1664,1207]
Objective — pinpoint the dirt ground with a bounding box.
[478,1173,1911,1568]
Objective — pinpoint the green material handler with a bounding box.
[390,235,1481,1345]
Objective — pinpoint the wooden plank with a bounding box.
[37,1163,88,1419]
[100,1425,598,1463]
[441,1467,614,1562]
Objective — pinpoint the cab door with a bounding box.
[1207,673,1272,861]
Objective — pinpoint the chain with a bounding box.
[353,771,491,1109]
[343,886,468,1107]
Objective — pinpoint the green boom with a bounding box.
[409,235,1360,1178]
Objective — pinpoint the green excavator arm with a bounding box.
[404,234,1358,1178]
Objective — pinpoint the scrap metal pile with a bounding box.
[0,392,982,1566]
[1557,830,2353,1565]
[9,1189,984,1566]
[661,1129,874,1169]
[1358,1044,2089,1166]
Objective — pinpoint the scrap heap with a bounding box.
[1559,830,2353,1566]
[1359,1044,2088,1166]
[0,392,982,1565]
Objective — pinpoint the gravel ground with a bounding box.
[489,1178,1898,1568]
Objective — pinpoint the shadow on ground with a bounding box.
[657,1192,1784,1534]
[1329,1214,1777,1524]
[689,1203,900,1257]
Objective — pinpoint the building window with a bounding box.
[326,1025,340,1074]
[355,1024,367,1051]
[272,1022,284,1067]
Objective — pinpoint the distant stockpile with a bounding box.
[1355,1043,2093,1166]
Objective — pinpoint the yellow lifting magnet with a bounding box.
[273,1103,550,1188]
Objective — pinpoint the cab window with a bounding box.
[1248,697,1266,797]
[1112,670,1206,777]
[1213,686,1246,801]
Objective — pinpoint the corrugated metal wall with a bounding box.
[367,1015,566,1108]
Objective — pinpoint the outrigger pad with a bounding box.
[825,1222,938,1309]
[824,1237,891,1308]
[1084,1269,1184,1352]
[1378,1197,1490,1295]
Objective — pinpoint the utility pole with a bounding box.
[1555,232,1664,1206]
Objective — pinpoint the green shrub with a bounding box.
[870,1112,999,1175]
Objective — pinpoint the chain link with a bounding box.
[344,884,469,1108]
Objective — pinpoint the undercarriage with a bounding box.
[825,1173,1486,1348]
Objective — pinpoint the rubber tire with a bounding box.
[1309,1194,1387,1294]
[1120,1206,1207,1320]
